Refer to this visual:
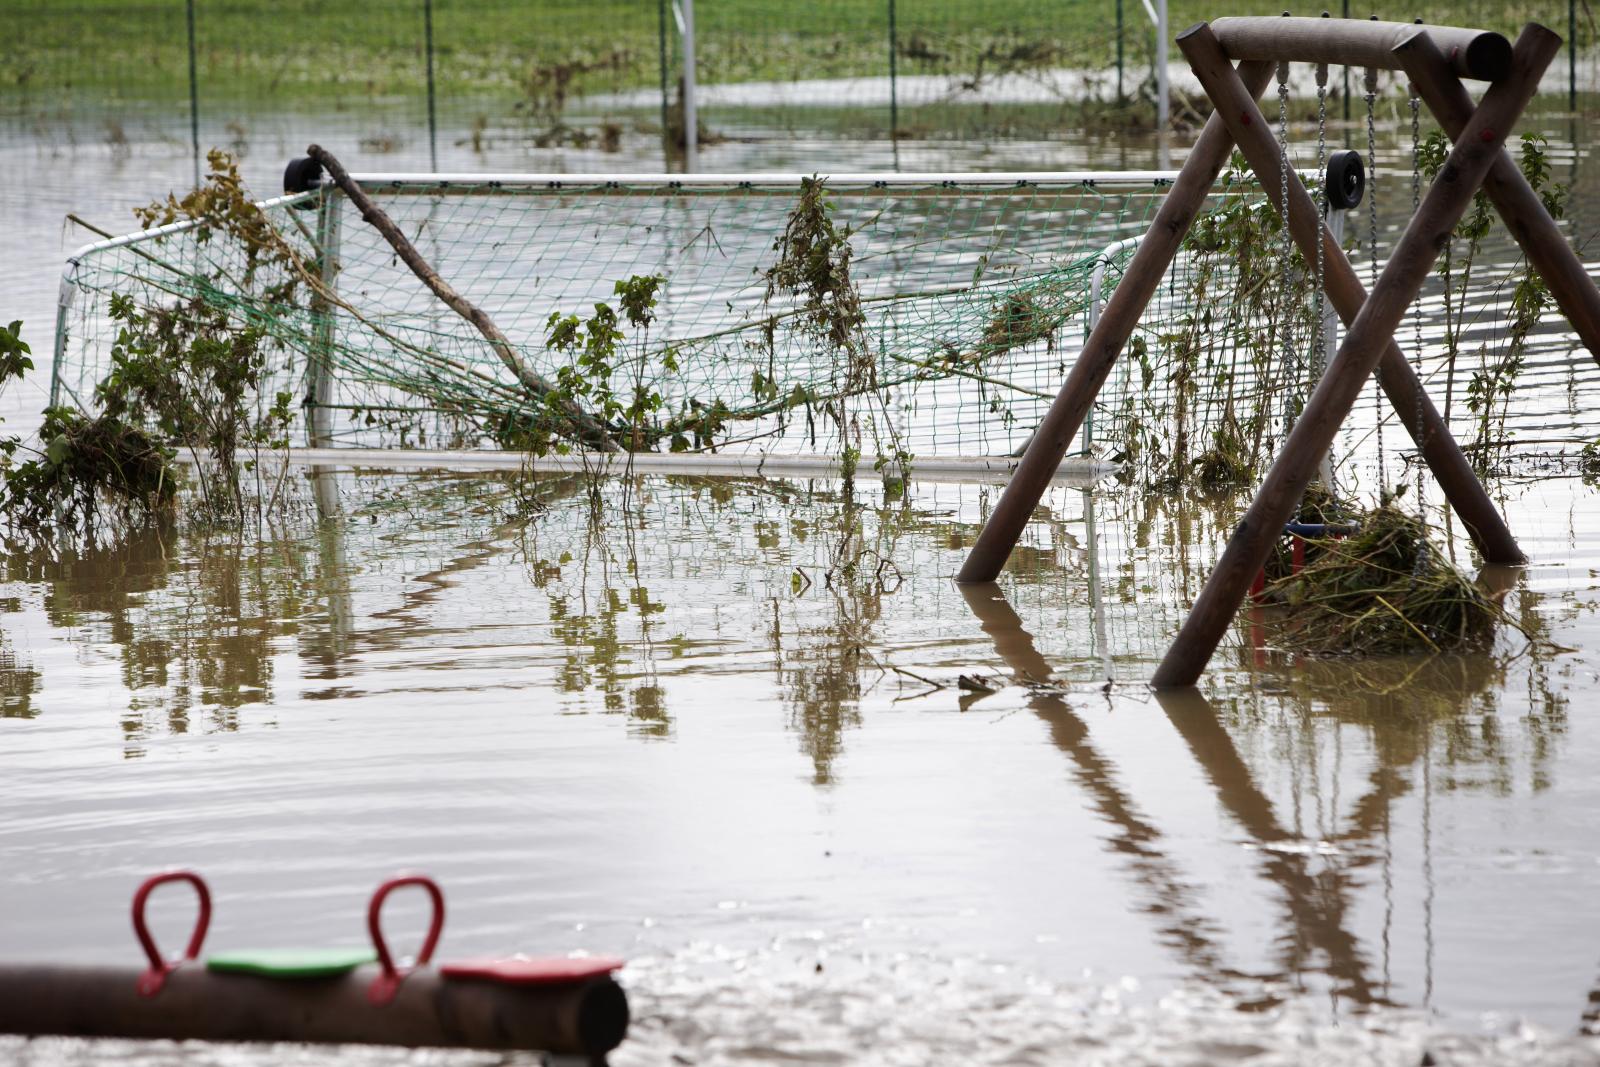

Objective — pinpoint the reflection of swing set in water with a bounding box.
[962,488,1474,1005]
[961,17,1600,688]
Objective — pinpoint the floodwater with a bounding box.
[4,95,1600,1065]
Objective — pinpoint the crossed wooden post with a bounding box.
[956,17,1594,688]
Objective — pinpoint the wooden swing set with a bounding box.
[958,16,1600,688]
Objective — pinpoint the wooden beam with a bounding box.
[956,60,1276,584]
[1399,33,1600,364]
[1209,16,1511,80]
[0,963,628,1057]
[1151,23,1560,689]
[1177,25,1522,565]
[306,144,620,453]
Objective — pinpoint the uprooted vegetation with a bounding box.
[518,176,912,485]
[1102,133,1572,491]
[3,153,300,536]
[498,273,680,454]
[1260,499,1505,656]
[1,406,176,535]
[0,289,294,536]
[1104,169,1323,492]
[761,175,910,486]
[0,321,177,534]
[1419,130,1566,475]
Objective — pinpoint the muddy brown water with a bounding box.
[4,101,1600,1065]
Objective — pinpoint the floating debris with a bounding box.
[1263,504,1502,656]
[956,673,999,693]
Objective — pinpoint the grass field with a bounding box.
[0,0,1583,115]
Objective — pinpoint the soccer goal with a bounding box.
[52,165,1247,483]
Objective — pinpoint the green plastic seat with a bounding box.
[206,947,378,979]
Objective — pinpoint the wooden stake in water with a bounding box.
[954,59,1278,584]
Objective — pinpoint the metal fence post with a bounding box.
[1116,0,1125,103]
[1154,0,1168,133]
[186,0,200,187]
[1571,0,1578,113]
[424,0,438,171]
[887,0,899,143]
[681,0,699,172]
[658,0,671,161]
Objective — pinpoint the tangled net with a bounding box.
[56,156,1213,466]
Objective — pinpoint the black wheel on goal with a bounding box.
[1325,149,1365,212]
[283,156,325,196]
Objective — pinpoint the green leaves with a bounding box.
[0,322,32,465]
[1417,128,1449,181]
[135,151,293,293]
[0,321,33,384]
[1429,128,1569,474]
[614,274,663,329]
[90,288,290,525]
[523,275,669,455]
[765,177,867,359]
[1520,131,1568,221]
[2,406,177,534]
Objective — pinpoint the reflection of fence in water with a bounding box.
[18,454,1573,857]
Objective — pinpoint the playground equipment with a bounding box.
[0,871,629,1060]
[957,16,1600,687]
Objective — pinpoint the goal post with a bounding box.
[55,168,1213,478]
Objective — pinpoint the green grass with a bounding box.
[0,0,1580,113]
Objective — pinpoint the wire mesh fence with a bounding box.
[4,1,1594,173]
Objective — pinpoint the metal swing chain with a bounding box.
[1314,64,1331,493]
[1277,61,1296,442]
[1409,80,1431,577]
[1365,65,1385,492]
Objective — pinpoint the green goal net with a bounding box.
[54,167,1221,476]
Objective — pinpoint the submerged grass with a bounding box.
[1264,504,1502,656]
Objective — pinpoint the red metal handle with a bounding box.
[131,871,212,998]
[366,874,445,1005]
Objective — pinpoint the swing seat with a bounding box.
[440,955,625,986]
[1251,520,1361,599]
[206,947,379,979]
[1283,521,1358,538]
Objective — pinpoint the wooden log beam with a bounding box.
[956,60,1276,584]
[305,145,620,453]
[1399,36,1600,364]
[1179,27,1522,565]
[1210,16,1512,80]
[0,963,628,1057]
[1151,22,1560,689]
